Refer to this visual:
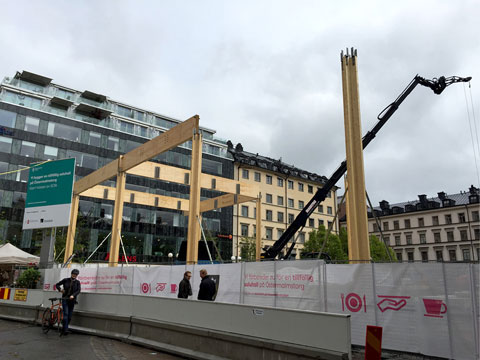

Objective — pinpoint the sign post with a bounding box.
[22,159,75,268]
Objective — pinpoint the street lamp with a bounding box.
[231,256,242,263]
[168,252,173,265]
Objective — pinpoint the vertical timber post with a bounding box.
[341,48,370,262]
[64,194,79,266]
[256,194,262,261]
[109,156,126,267]
[187,131,203,264]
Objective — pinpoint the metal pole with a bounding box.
[366,191,393,261]
[83,232,111,264]
[196,216,213,264]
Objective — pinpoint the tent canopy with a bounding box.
[0,243,39,265]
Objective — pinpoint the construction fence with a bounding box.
[44,260,479,359]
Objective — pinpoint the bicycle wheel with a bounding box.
[41,308,52,334]
[57,307,64,335]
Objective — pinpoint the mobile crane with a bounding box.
[261,74,472,260]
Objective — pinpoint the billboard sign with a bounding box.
[22,158,75,229]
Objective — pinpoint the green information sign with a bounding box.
[23,158,75,230]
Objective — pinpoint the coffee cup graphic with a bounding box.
[423,298,447,318]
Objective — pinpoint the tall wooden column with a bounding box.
[109,156,126,267]
[341,49,370,262]
[64,194,79,265]
[255,194,262,261]
[186,132,203,264]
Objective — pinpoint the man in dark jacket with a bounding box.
[56,269,81,335]
[178,271,192,299]
[197,269,216,301]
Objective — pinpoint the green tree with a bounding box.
[240,237,256,261]
[302,226,348,261]
[369,234,397,262]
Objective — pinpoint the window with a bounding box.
[404,219,411,229]
[266,210,273,221]
[253,225,256,237]
[288,214,294,224]
[308,185,313,193]
[266,228,272,240]
[24,116,39,133]
[42,146,58,160]
[287,180,294,189]
[475,229,480,240]
[327,206,333,215]
[241,205,249,217]
[462,249,471,261]
[460,229,468,241]
[107,136,119,151]
[16,166,29,182]
[266,175,272,184]
[449,249,457,261]
[447,231,454,242]
[20,141,36,157]
[445,214,452,224]
[326,191,332,198]
[384,236,390,246]
[406,234,412,245]
[254,172,261,182]
[397,253,403,262]
[56,88,74,100]
[298,232,305,244]
[288,198,294,208]
[472,211,479,221]
[432,216,439,226]
[266,194,272,204]
[0,161,8,174]
[383,222,389,231]
[328,221,333,228]
[458,213,466,223]
[277,196,284,206]
[253,207,256,218]
[436,250,443,262]
[309,218,315,227]
[298,183,304,192]
[421,251,428,262]
[242,169,249,179]
[0,109,16,128]
[419,233,426,244]
[434,232,441,243]
[318,205,323,213]
[4,90,42,109]
[0,136,13,153]
[277,212,284,222]
[395,235,401,246]
[373,223,379,232]
[47,122,80,142]
[89,132,101,147]
[298,200,304,209]
[277,177,283,187]
[241,224,249,237]
[393,220,399,230]
[418,218,424,227]
[318,219,324,227]
[407,252,414,262]
[277,229,284,239]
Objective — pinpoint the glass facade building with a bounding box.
[0,71,234,263]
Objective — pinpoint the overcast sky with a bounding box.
[1,0,478,206]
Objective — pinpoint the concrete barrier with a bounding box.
[0,290,351,359]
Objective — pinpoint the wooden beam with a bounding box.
[109,157,126,267]
[120,115,199,172]
[186,133,202,264]
[64,194,79,265]
[74,159,118,195]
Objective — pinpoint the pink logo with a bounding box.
[43,284,50,290]
[377,295,411,312]
[170,284,177,293]
[140,283,151,294]
[423,298,447,318]
[341,293,367,313]
[156,283,166,292]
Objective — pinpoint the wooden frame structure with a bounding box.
[64,115,260,266]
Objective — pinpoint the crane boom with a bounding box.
[261,75,471,260]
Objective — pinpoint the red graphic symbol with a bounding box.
[170,284,178,293]
[377,295,411,312]
[423,298,447,318]
[156,283,166,292]
[341,293,367,313]
[43,284,50,290]
[140,283,151,294]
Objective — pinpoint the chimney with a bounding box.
[235,143,243,152]
[379,200,390,210]
[437,191,446,200]
[418,194,427,204]
[469,185,479,195]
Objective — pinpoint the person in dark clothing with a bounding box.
[55,269,81,335]
[197,269,216,301]
[178,271,192,299]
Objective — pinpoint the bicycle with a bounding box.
[41,297,63,335]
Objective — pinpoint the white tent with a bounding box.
[0,243,40,265]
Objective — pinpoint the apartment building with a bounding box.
[367,187,479,262]
[0,71,234,262]
[229,143,339,259]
